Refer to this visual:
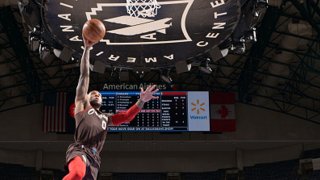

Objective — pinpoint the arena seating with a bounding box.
[1,149,320,179]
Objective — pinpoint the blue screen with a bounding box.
[100,91,210,132]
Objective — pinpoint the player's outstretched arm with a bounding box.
[109,85,159,126]
[74,37,96,114]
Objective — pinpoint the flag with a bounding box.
[210,92,236,132]
[43,92,75,133]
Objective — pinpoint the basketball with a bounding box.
[82,19,106,43]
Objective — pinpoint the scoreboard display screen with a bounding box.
[100,91,210,132]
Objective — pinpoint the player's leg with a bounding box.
[63,156,86,180]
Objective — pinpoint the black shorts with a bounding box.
[66,144,100,180]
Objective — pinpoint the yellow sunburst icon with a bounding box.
[191,99,205,115]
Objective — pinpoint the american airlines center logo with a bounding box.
[44,0,240,68]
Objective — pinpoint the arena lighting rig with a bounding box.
[19,0,268,75]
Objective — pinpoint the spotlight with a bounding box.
[161,75,172,84]
[230,41,246,55]
[175,60,191,74]
[39,43,55,65]
[28,26,41,51]
[227,0,268,55]
[247,27,257,42]
[53,48,61,57]
[59,47,73,62]
[209,47,224,62]
[136,70,145,79]
[29,37,40,51]
[220,48,229,57]
[199,66,212,74]
[199,58,213,74]
[160,70,172,84]
[39,43,49,59]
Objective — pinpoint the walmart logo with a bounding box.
[191,99,206,115]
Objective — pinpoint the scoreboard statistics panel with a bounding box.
[100,91,210,132]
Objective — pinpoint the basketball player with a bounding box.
[63,36,159,180]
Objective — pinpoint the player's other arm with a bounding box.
[74,37,96,114]
[108,85,159,126]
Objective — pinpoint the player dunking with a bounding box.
[63,36,159,180]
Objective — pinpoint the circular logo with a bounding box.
[44,0,240,69]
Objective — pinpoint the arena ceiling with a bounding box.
[0,0,319,124]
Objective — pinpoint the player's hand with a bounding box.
[82,35,97,48]
[139,85,159,102]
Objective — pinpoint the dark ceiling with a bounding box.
[0,0,319,124]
